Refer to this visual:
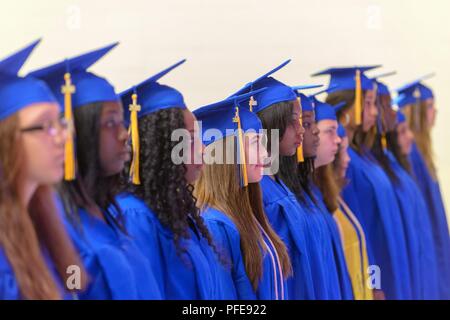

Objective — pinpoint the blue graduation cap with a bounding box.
[120,59,187,123]
[394,74,435,108]
[194,89,266,187]
[28,42,120,181]
[376,81,389,96]
[296,92,315,112]
[0,39,57,121]
[312,65,380,92]
[194,89,266,145]
[312,65,381,126]
[119,59,186,185]
[396,111,406,124]
[337,123,347,138]
[291,84,325,112]
[28,42,119,108]
[370,71,396,96]
[314,98,346,122]
[296,85,336,113]
[229,60,302,113]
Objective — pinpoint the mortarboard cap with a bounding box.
[394,74,435,108]
[229,60,299,113]
[0,39,57,121]
[194,89,266,187]
[29,42,119,108]
[314,98,346,122]
[312,65,381,126]
[120,59,187,185]
[28,42,119,181]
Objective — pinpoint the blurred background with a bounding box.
[2,0,449,220]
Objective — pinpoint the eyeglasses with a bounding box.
[20,117,70,137]
[101,118,128,130]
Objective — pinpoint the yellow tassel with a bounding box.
[61,72,76,181]
[233,106,248,187]
[129,93,141,185]
[381,134,387,151]
[354,70,362,126]
[296,96,304,163]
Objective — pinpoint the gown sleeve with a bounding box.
[204,214,256,300]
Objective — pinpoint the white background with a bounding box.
[2,0,449,221]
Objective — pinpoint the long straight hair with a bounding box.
[59,102,126,232]
[194,136,292,290]
[403,101,437,180]
[314,164,340,212]
[0,114,85,299]
[326,90,377,154]
[257,101,307,204]
[386,129,412,174]
[370,93,399,183]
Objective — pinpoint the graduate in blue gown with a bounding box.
[117,60,222,299]
[395,77,450,299]
[409,143,450,299]
[331,124,375,300]
[29,43,162,299]
[0,40,85,300]
[369,78,440,299]
[311,97,355,300]
[317,66,412,299]
[275,90,349,300]
[228,60,317,299]
[193,89,292,300]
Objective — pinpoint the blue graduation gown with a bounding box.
[116,193,221,300]
[409,143,450,299]
[342,147,412,299]
[289,189,344,300]
[386,150,440,299]
[260,175,315,299]
[0,247,74,300]
[60,199,162,300]
[203,207,287,300]
[0,249,19,299]
[311,184,354,300]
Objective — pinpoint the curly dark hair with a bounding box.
[129,107,217,256]
[59,102,126,233]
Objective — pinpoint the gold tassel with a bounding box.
[296,96,304,162]
[354,70,362,126]
[381,134,387,151]
[129,93,141,185]
[233,106,248,187]
[61,72,76,181]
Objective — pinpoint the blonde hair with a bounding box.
[403,101,437,179]
[314,164,340,212]
[194,136,291,289]
[0,114,86,299]
[326,90,377,152]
